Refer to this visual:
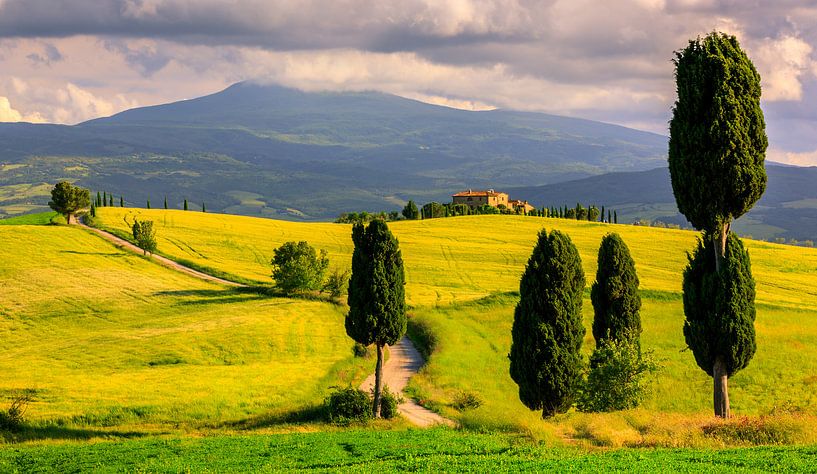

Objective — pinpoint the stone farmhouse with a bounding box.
[452,189,535,213]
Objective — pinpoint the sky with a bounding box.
[1,0,817,165]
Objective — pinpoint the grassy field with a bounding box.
[1,428,816,472]
[91,209,817,446]
[0,224,368,438]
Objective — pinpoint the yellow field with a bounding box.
[0,225,365,433]
[4,208,817,446]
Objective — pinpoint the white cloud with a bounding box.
[753,35,815,101]
[768,147,817,167]
[0,96,45,122]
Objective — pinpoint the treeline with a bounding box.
[337,200,620,224]
[89,191,207,216]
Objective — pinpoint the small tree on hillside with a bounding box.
[132,219,157,255]
[588,206,600,222]
[591,233,641,346]
[270,241,329,293]
[108,194,113,207]
[509,229,585,418]
[202,202,206,212]
[48,181,90,225]
[120,196,124,207]
[422,202,445,219]
[402,200,419,220]
[669,32,766,418]
[164,196,168,209]
[147,199,151,209]
[346,220,407,417]
[183,199,189,211]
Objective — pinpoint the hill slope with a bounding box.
[509,164,817,241]
[0,82,667,219]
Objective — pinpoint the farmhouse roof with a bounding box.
[452,189,504,197]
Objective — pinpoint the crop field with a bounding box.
[0,224,367,436]
[1,428,816,472]
[93,209,817,445]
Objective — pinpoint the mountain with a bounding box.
[508,164,817,241]
[0,82,668,219]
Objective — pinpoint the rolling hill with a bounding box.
[0,82,668,219]
[509,164,817,241]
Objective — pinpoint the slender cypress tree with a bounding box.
[102,192,107,207]
[183,199,188,211]
[608,210,612,224]
[346,220,407,417]
[120,196,124,207]
[96,191,102,207]
[669,32,766,418]
[591,233,641,346]
[600,206,605,222]
[164,196,168,209]
[108,194,113,206]
[613,211,617,224]
[147,199,151,209]
[509,229,585,418]
[202,202,206,212]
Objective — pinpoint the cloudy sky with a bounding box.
[1,0,817,165]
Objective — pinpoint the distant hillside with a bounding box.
[508,164,817,241]
[0,82,667,219]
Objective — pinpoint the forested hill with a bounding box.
[509,164,817,241]
[0,82,667,219]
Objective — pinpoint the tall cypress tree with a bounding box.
[202,202,206,212]
[600,206,605,222]
[108,194,113,207]
[591,233,641,346]
[102,192,107,207]
[669,32,766,418]
[346,220,407,417]
[164,196,168,209]
[183,199,188,211]
[120,196,124,207]
[96,191,102,207]
[509,229,585,418]
[147,198,151,209]
[613,211,617,224]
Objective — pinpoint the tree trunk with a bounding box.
[713,356,730,418]
[373,343,384,418]
[66,213,72,225]
[713,221,730,272]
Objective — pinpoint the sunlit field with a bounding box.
[0,225,366,438]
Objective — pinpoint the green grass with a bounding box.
[0,225,368,435]
[0,428,815,472]
[0,211,59,226]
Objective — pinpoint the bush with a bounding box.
[323,268,350,298]
[406,318,437,361]
[353,342,370,358]
[0,391,33,431]
[271,241,329,293]
[452,391,483,411]
[325,387,372,424]
[577,339,658,412]
[379,385,402,420]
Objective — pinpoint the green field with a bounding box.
[2,208,817,468]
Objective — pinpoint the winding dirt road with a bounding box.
[360,337,455,427]
[77,219,453,427]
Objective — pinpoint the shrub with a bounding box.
[0,390,33,431]
[379,386,402,420]
[452,391,484,411]
[577,338,658,412]
[271,241,329,293]
[323,268,350,298]
[325,387,372,424]
[406,317,437,361]
[352,343,370,358]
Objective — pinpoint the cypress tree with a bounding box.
[147,199,151,209]
[346,220,407,417]
[96,191,102,207]
[600,206,605,222]
[608,209,612,224]
[164,196,168,209]
[669,32,766,418]
[120,196,124,207]
[509,229,585,418]
[683,233,756,414]
[202,202,206,212]
[108,194,113,206]
[102,192,107,207]
[591,233,641,346]
[90,202,96,218]
[613,211,617,224]
[183,199,188,211]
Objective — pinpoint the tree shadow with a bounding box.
[60,250,128,257]
[151,287,345,307]
[216,404,326,430]
[0,424,151,443]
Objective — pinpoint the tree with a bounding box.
[102,192,107,207]
[202,202,206,212]
[669,32,766,418]
[120,196,124,207]
[575,203,587,220]
[591,233,641,346]
[402,200,419,220]
[270,241,329,293]
[108,194,113,207]
[132,220,157,255]
[600,206,605,222]
[421,202,445,219]
[183,199,189,211]
[608,210,612,223]
[613,211,617,224]
[96,191,102,207]
[683,233,756,418]
[346,220,407,417]
[164,196,168,209]
[509,229,585,418]
[147,199,151,209]
[48,181,90,225]
[588,206,600,222]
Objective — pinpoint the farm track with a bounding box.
[75,219,451,427]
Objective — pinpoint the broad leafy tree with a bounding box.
[509,229,585,418]
[402,200,419,220]
[48,181,90,225]
[270,241,329,293]
[591,233,641,346]
[346,220,407,417]
[669,32,765,417]
[132,220,157,255]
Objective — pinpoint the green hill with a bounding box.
[0,82,667,219]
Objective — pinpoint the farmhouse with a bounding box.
[452,189,535,213]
